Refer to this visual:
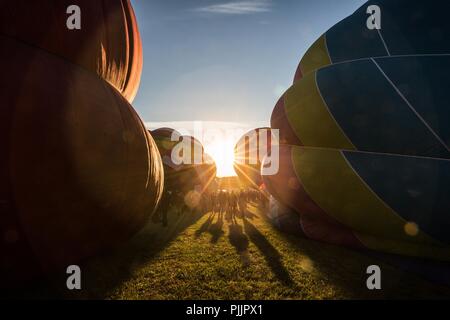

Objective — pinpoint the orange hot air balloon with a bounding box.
[0,0,142,102]
[0,1,163,288]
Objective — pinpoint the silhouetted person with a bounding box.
[239,192,247,216]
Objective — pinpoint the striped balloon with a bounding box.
[294,0,450,81]
[263,146,450,259]
[267,0,450,260]
[273,56,450,157]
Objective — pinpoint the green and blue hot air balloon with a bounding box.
[267,0,450,260]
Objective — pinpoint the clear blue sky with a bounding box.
[131,0,366,125]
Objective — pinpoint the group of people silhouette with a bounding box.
[154,187,267,227]
[200,189,265,216]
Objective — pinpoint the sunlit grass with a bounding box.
[8,178,450,299]
[104,206,450,300]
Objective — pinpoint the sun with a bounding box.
[203,137,237,177]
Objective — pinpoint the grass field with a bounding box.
[13,182,450,299]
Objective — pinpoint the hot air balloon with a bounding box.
[152,127,183,169]
[294,1,450,82]
[266,196,304,236]
[267,0,450,260]
[0,0,163,287]
[152,129,217,194]
[0,0,142,102]
[263,145,450,259]
[233,128,274,189]
[273,56,450,158]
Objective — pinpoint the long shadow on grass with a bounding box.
[208,213,225,244]
[229,223,248,253]
[195,213,214,238]
[228,221,251,267]
[11,208,206,299]
[195,212,225,244]
[254,206,450,299]
[253,204,382,298]
[242,218,295,287]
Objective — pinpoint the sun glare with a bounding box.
[203,137,237,178]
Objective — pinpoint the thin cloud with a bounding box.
[195,0,271,15]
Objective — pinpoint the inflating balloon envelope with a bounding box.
[152,128,217,195]
[234,127,274,189]
[0,0,164,287]
[267,0,450,261]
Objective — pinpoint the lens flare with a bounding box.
[203,137,237,177]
